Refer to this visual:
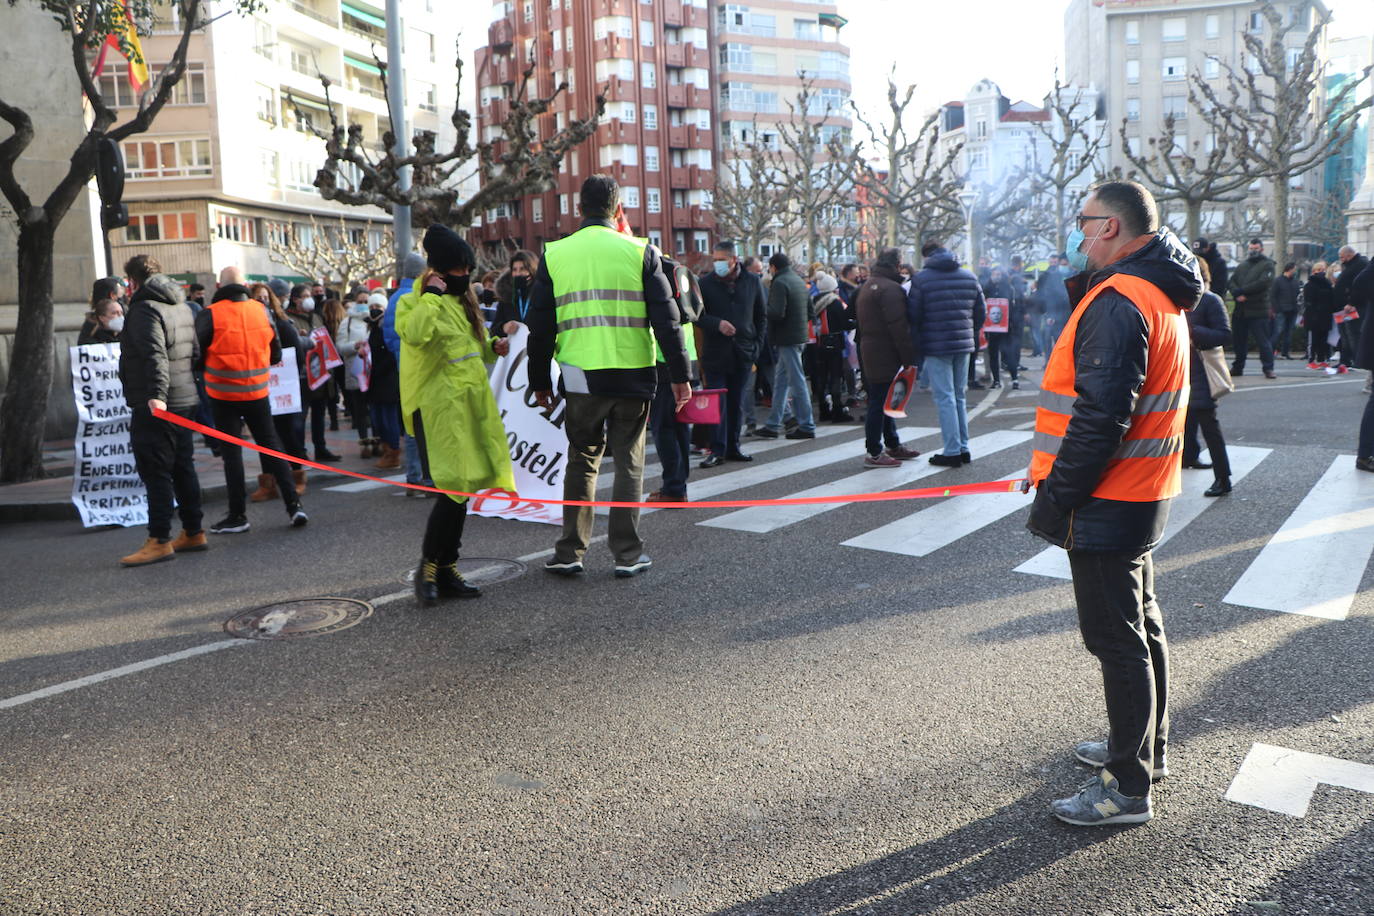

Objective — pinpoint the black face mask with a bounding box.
[446,274,471,297]
[368,308,384,321]
[513,275,530,292]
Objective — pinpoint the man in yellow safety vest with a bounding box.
[527,174,692,579]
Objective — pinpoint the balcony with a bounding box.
[688,165,713,189]
[690,205,712,229]
[594,35,625,60]
[486,98,510,124]
[495,55,514,86]
[488,18,513,50]
[662,0,682,26]
[669,165,690,188]
[683,3,709,28]
[665,84,688,109]
[667,125,687,148]
[685,45,710,69]
[596,120,637,144]
[601,76,637,102]
[286,0,337,27]
[593,0,632,15]
[664,44,685,68]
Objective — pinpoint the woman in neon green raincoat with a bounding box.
[396,225,516,604]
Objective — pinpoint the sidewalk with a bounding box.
[0,421,394,524]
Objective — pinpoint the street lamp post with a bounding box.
[957,187,978,269]
[385,0,412,271]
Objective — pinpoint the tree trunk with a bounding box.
[1272,178,1290,266]
[0,220,57,483]
[1185,199,1203,245]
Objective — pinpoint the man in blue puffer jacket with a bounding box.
[908,241,986,465]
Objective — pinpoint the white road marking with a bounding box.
[1226,742,1374,817]
[1229,378,1364,393]
[705,429,1017,534]
[842,462,1033,557]
[326,473,407,493]
[1014,446,1273,580]
[1223,456,1374,620]
[0,639,255,711]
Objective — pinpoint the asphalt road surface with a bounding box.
[4,362,1374,915]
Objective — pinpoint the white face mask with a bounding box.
[106,316,125,333]
[300,297,316,312]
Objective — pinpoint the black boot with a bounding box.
[436,563,481,599]
[1203,478,1232,497]
[415,559,440,604]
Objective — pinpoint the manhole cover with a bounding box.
[224,597,373,640]
[400,557,527,586]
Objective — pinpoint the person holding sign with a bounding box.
[116,255,206,566]
[196,267,308,533]
[396,225,516,604]
[982,267,1021,390]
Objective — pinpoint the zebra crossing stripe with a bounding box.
[1013,445,1272,581]
[704,429,1025,535]
[1224,455,1374,620]
[597,426,939,516]
[841,462,1034,558]
[593,423,853,492]
[327,473,408,493]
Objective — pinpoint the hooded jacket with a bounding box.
[1026,229,1203,554]
[855,262,917,386]
[907,247,986,356]
[120,274,199,411]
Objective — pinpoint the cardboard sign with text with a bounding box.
[69,344,148,528]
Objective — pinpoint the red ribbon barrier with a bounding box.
[155,408,1029,510]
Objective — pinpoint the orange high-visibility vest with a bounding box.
[1029,273,1190,502]
[205,298,275,401]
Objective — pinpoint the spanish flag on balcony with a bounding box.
[92,0,150,94]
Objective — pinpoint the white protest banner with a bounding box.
[269,348,301,416]
[469,324,568,526]
[69,344,148,528]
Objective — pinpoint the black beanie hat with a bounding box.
[423,224,476,273]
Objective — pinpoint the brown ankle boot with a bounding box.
[375,444,401,470]
[121,537,176,567]
[360,438,374,459]
[170,529,208,552]
[249,473,277,502]
[292,467,307,495]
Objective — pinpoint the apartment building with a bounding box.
[107,0,458,286]
[715,0,852,259]
[1064,0,1333,254]
[472,0,718,262]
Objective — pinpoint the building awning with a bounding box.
[341,3,385,28]
[248,273,311,283]
[819,12,847,28]
[344,54,382,76]
[288,93,331,112]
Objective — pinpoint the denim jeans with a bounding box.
[1269,311,1298,357]
[706,358,752,456]
[650,375,691,498]
[1067,549,1169,798]
[765,344,814,433]
[370,401,402,450]
[924,353,970,456]
[403,433,430,485]
[864,381,900,456]
[985,332,1019,384]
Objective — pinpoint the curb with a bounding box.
[0,480,234,525]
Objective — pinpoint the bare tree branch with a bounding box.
[267,216,396,295]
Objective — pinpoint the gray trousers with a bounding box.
[555,392,651,565]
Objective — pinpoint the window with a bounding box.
[552,29,561,51]
[254,84,277,124]
[1161,17,1186,42]
[264,220,289,247]
[720,43,751,72]
[595,58,635,82]
[794,18,819,41]
[123,137,213,178]
[99,63,206,107]
[693,232,708,253]
[215,212,258,245]
[253,19,274,57]
[1164,95,1188,120]
[700,189,712,210]
[748,13,774,36]
[695,108,710,131]
[592,15,632,39]
[559,194,568,214]
[293,221,316,248]
[286,43,315,77]
[124,211,199,242]
[970,149,988,170]
[1249,11,1264,32]
[1204,57,1220,79]
[639,19,653,45]
[647,188,661,213]
[623,186,640,210]
[418,83,437,112]
[754,90,778,113]
[645,146,659,171]
[1124,20,1139,44]
[1125,98,1140,122]
[1126,60,1140,84]
[648,231,661,249]
[642,61,656,88]
[975,119,987,139]
[287,159,315,192]
[532,198,543,222]
[752,51,777,76]
[620,101,636,123]
[1205,14,1220,39]
[260,148,279,185]
[718,3,745,31]
[643,105,657,130]
[523,1,532,22]
[1162,57,1187,81]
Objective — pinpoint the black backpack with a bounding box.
[660,252,703,324]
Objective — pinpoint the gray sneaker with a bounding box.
[1052,770,1153,826]
[1074,739,1169,780]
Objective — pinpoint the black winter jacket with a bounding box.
[1335,254,1369,310]
[367,319,400,403]
[1026,229,1203,554]
[1271,273,1301,313]
[698,267,767,371]
[490,268,535,338]
[907,248,986,356]
[1350,262,1374,371]
[1187,291,1231,410]
[1302,274,1334,333]
[120,274,200,411]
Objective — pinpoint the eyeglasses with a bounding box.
[1076,215,1112,230]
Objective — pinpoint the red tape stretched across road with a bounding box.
[155,408,1030,510]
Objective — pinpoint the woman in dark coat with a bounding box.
[1185,259,1234,496]
[1302,262,1335,367]
[854,248,922,467]
[981,268,1021,389]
